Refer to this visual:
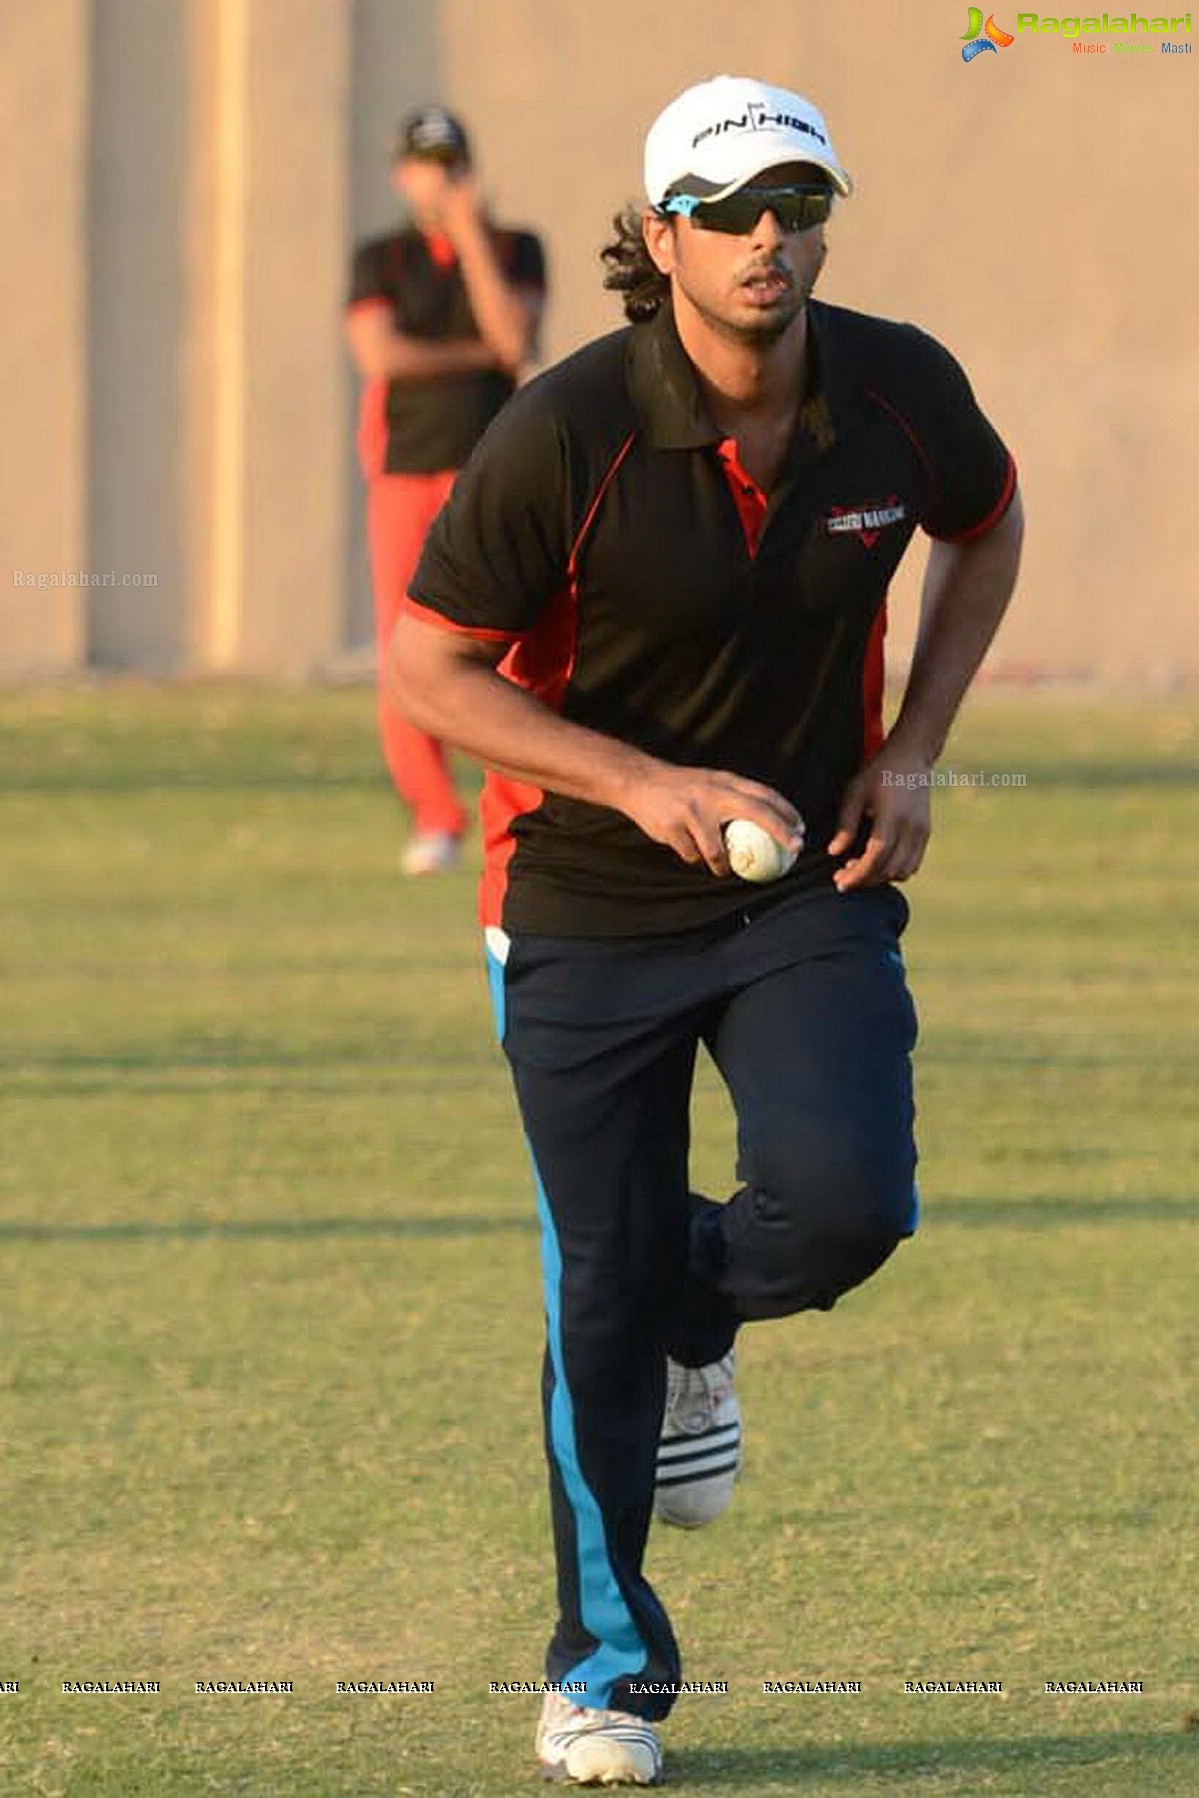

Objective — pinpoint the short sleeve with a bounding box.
[347,238,392,309]
[898,329,1016,542]
[509,231,547,293]
[406,385,567,637]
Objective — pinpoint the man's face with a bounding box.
[392,153,468,223]
[643,162,831,347]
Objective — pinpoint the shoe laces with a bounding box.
[667,1353,733,1435]
[552,1698,648,1735]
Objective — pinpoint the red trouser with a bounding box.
[367,469,467,836]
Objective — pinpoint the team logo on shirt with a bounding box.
[824,498,907,549]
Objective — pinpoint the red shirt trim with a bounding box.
[480,434,637,928]
[716,440,768,558]
[399,594,519,645]
[568,433,637,576]
[935,453,1018,544]
[865,389,937,505]
[480,584,578,927]
[861,604,888,764]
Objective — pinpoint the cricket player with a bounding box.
[345,105,545,873]
[392,75,1022,1784]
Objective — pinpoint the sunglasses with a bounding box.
[660,184,833,236]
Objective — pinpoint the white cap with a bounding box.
[644,75,852,208]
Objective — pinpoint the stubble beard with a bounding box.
[683,246,825,349]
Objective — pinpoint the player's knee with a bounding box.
[812,1203,906,1300]
[751,1129,913,1306]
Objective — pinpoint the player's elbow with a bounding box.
[388,645,436,730]
[388,615,458,732]
[383,621,421,722]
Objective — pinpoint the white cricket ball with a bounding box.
[722,817,800,884]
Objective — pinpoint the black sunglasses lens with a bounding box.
[693,187,832,234]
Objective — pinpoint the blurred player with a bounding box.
[392,75,1022,1784]
[345,106,545,873]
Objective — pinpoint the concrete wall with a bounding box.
[87,0,192,669]
[1,0,1196,687]
[221,0,351,674]
[0,0,90,677]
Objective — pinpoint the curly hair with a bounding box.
[600,205,671,323]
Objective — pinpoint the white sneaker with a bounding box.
[654,1352,741,1529]
[400,830,462,876]
[535,1691,663,1786]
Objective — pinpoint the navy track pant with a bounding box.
[485,883,919,1723]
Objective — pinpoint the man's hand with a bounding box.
[614,763,804,879]
[392,615,801,880]
[430,171,541,372]
[828,738,933,892]
[436,169,488,246]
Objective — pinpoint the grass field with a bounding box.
[1,687,1196,1797]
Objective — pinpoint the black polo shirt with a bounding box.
[407,298,1016,937]
[348,226,545,474]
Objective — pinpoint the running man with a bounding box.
[345,105,545,873]
[392,75,1022,1784]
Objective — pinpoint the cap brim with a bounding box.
[660,156,852,206]
[404,142,468,162]
[709,158,852,202]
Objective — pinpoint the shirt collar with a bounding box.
[626,303,720,449]
[625,298,845,457]
[798,301,848,453]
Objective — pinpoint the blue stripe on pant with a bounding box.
[487,945,655,1711]
[487,883,919,1722]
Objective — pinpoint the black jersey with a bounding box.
[348,225,545,475]
[407,299,1016,936]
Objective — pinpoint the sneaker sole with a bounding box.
[537,1764,663,1787]
[537,1732,664,1785]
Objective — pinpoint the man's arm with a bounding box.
[390,611,803,879]
[344,303,499,381]
[440,179,544,373]
[829,490,1024,891]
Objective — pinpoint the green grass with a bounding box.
[0,686,1196,1796]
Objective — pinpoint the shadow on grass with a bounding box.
[5,1193,1196,1245]
[1002,764,1199,790]
[0,1213,537,1244]
[4,1195,1193,1246]
[928,1196,1197,1227]
[670,1729,1197,1788]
